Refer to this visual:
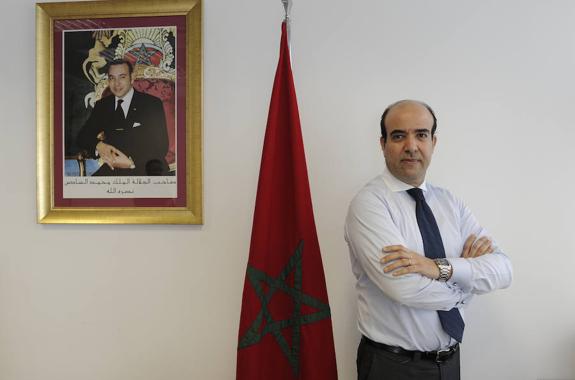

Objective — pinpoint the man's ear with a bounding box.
[380,137,386,150]
[432,134,437,148]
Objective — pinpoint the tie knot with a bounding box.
[407,187,425,201]
[117,99,124,108]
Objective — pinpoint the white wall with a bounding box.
[0,0,573,379]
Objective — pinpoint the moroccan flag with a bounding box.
[236,22,338,380]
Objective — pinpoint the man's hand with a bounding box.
[96,142,134,170]
[380,235,494,279]
[461,234,494,258]
[380,245,440,280]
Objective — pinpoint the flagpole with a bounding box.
[281,0,292,59]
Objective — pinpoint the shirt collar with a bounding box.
[381,165,428,193]
[115,86,134,106]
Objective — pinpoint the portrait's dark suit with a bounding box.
[77,90,169,176]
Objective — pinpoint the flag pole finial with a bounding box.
[281,0,292,22]
[281,0,292,54]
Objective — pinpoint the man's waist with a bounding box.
[361,335,459,363]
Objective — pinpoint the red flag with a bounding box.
[236,22,338,380]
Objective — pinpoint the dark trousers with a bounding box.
[357,338,461,380]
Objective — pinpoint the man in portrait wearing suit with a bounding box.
[345,100,513,379]
[77,59,169,176]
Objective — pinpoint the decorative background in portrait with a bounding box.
[64,26,178,178]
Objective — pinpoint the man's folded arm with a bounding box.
[345,193,470,311]
[448,199,513,294]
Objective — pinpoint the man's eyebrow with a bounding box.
[389,128,431,135]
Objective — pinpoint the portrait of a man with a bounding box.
[37,3,202,221]
[64,27,177,178]
[76,59,169,176]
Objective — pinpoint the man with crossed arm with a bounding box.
[345,100,512,380]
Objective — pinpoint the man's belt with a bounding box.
[362,336,459,363]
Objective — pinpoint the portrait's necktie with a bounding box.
[406,187,465,343]
[115,99,125,119]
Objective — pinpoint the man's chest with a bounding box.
[385,195,464,258]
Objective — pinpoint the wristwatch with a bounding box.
[434,258,452,282]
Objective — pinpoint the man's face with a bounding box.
[108,63,133,98]
[380,101,437,187]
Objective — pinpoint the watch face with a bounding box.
[435,259,451,281]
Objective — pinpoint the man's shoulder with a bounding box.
[355,174,389,197]
[133,90,162,104]
[426,182,464,209]
[94,94,114,107]
[426,182,451,196]
[348,175,392,212]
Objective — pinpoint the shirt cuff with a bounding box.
[448,257,472,292]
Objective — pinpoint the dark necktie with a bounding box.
[406,187,465,343]
[115,99,125,120]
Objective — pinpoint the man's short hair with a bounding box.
[106,59,134,75]
[380,100,437,141]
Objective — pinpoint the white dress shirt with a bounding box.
[345,166,513,351]
[115,87,134,117]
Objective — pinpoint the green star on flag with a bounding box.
[238,240,331,375]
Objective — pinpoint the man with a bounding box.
[77,59,169,176]
[344,100,512,379]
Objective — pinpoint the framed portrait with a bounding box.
[36,0,202,224]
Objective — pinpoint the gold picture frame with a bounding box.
[36,0,202,224]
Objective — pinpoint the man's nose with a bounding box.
[403,135,418,153]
